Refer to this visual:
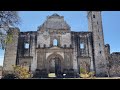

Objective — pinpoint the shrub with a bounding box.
[80,67,95,78]
[13,65,31,79]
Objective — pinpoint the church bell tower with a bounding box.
[87,11,107,76]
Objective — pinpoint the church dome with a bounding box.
[40,13,71,30]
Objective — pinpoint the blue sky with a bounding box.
[0,11,120,66]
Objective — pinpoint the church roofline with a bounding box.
[111,52,120,55]
[20,31,37,33]
[48,13,64,19]
[71,31,92,33]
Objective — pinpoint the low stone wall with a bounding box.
[109,52,120,77]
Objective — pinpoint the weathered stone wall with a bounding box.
[35,46,73,73]
[37,30,71,48]
[0,66,2,78]
[19,57,32,66]
[38,13,70,30]
[105,44,111,66]
[17,31,37,72]
[37,30,50,47]
[36,48,46,70]
[19,57,33,71]
[34,14,72,73]
[109,52,120,77]
[46,47,64,60]
[3,28,20,74]
[78,57,91,73]
[60,33,71,47]
[37,13,71,48]
[64,48,73,69]
[30,32,37,72]
[87,11,107,76]
[18,31,37,57]
[71,31,94,72]
[105,44,110,60]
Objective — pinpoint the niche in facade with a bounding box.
[53,39,58,46]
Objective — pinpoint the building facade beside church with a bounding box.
[3,11,120,77]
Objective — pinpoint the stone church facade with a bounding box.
[3,11,119,77]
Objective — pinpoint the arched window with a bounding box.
[80,43,84,49]
[53,39,58,46]
[25,43,29,49]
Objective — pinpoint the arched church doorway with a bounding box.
[47,54,64,76]
[49,57,61,74]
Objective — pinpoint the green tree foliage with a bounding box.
[13,65,31,79]
[4,30,14,46]
[80,61,95,78]
[80,67,95,78]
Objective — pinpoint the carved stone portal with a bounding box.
[47,54,64,74]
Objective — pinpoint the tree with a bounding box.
[13,65,31,79]
[80,61,95,78]
[0,11,20,49]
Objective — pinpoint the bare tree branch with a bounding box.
[0,11,20,49]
